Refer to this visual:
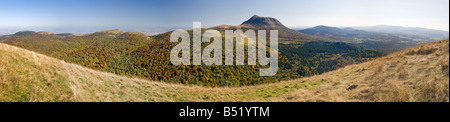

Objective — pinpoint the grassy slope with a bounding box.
[0,40,448,102]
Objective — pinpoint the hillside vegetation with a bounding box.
[3,28,383,87]
[0,16,388,87]
[1,40,448,102]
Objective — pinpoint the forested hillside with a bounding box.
[2,28,384,86]
[1,38,446,102]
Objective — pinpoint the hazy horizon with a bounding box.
[1,24,448,36]
[1,0,449,35]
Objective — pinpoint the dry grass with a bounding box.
[277,39,449,102]
[0,39,448,102]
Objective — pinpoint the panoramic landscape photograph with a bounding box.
[0,0,448,103]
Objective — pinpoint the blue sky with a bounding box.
[0,0,448,33]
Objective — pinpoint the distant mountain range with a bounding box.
[351,25,449,40]
[300,25,396,42]
[2,15,447,54]
[0,31,74,42]
[211,15,449,53]
[299,25,449,53]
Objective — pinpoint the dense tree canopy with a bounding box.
[3,31,384,87]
